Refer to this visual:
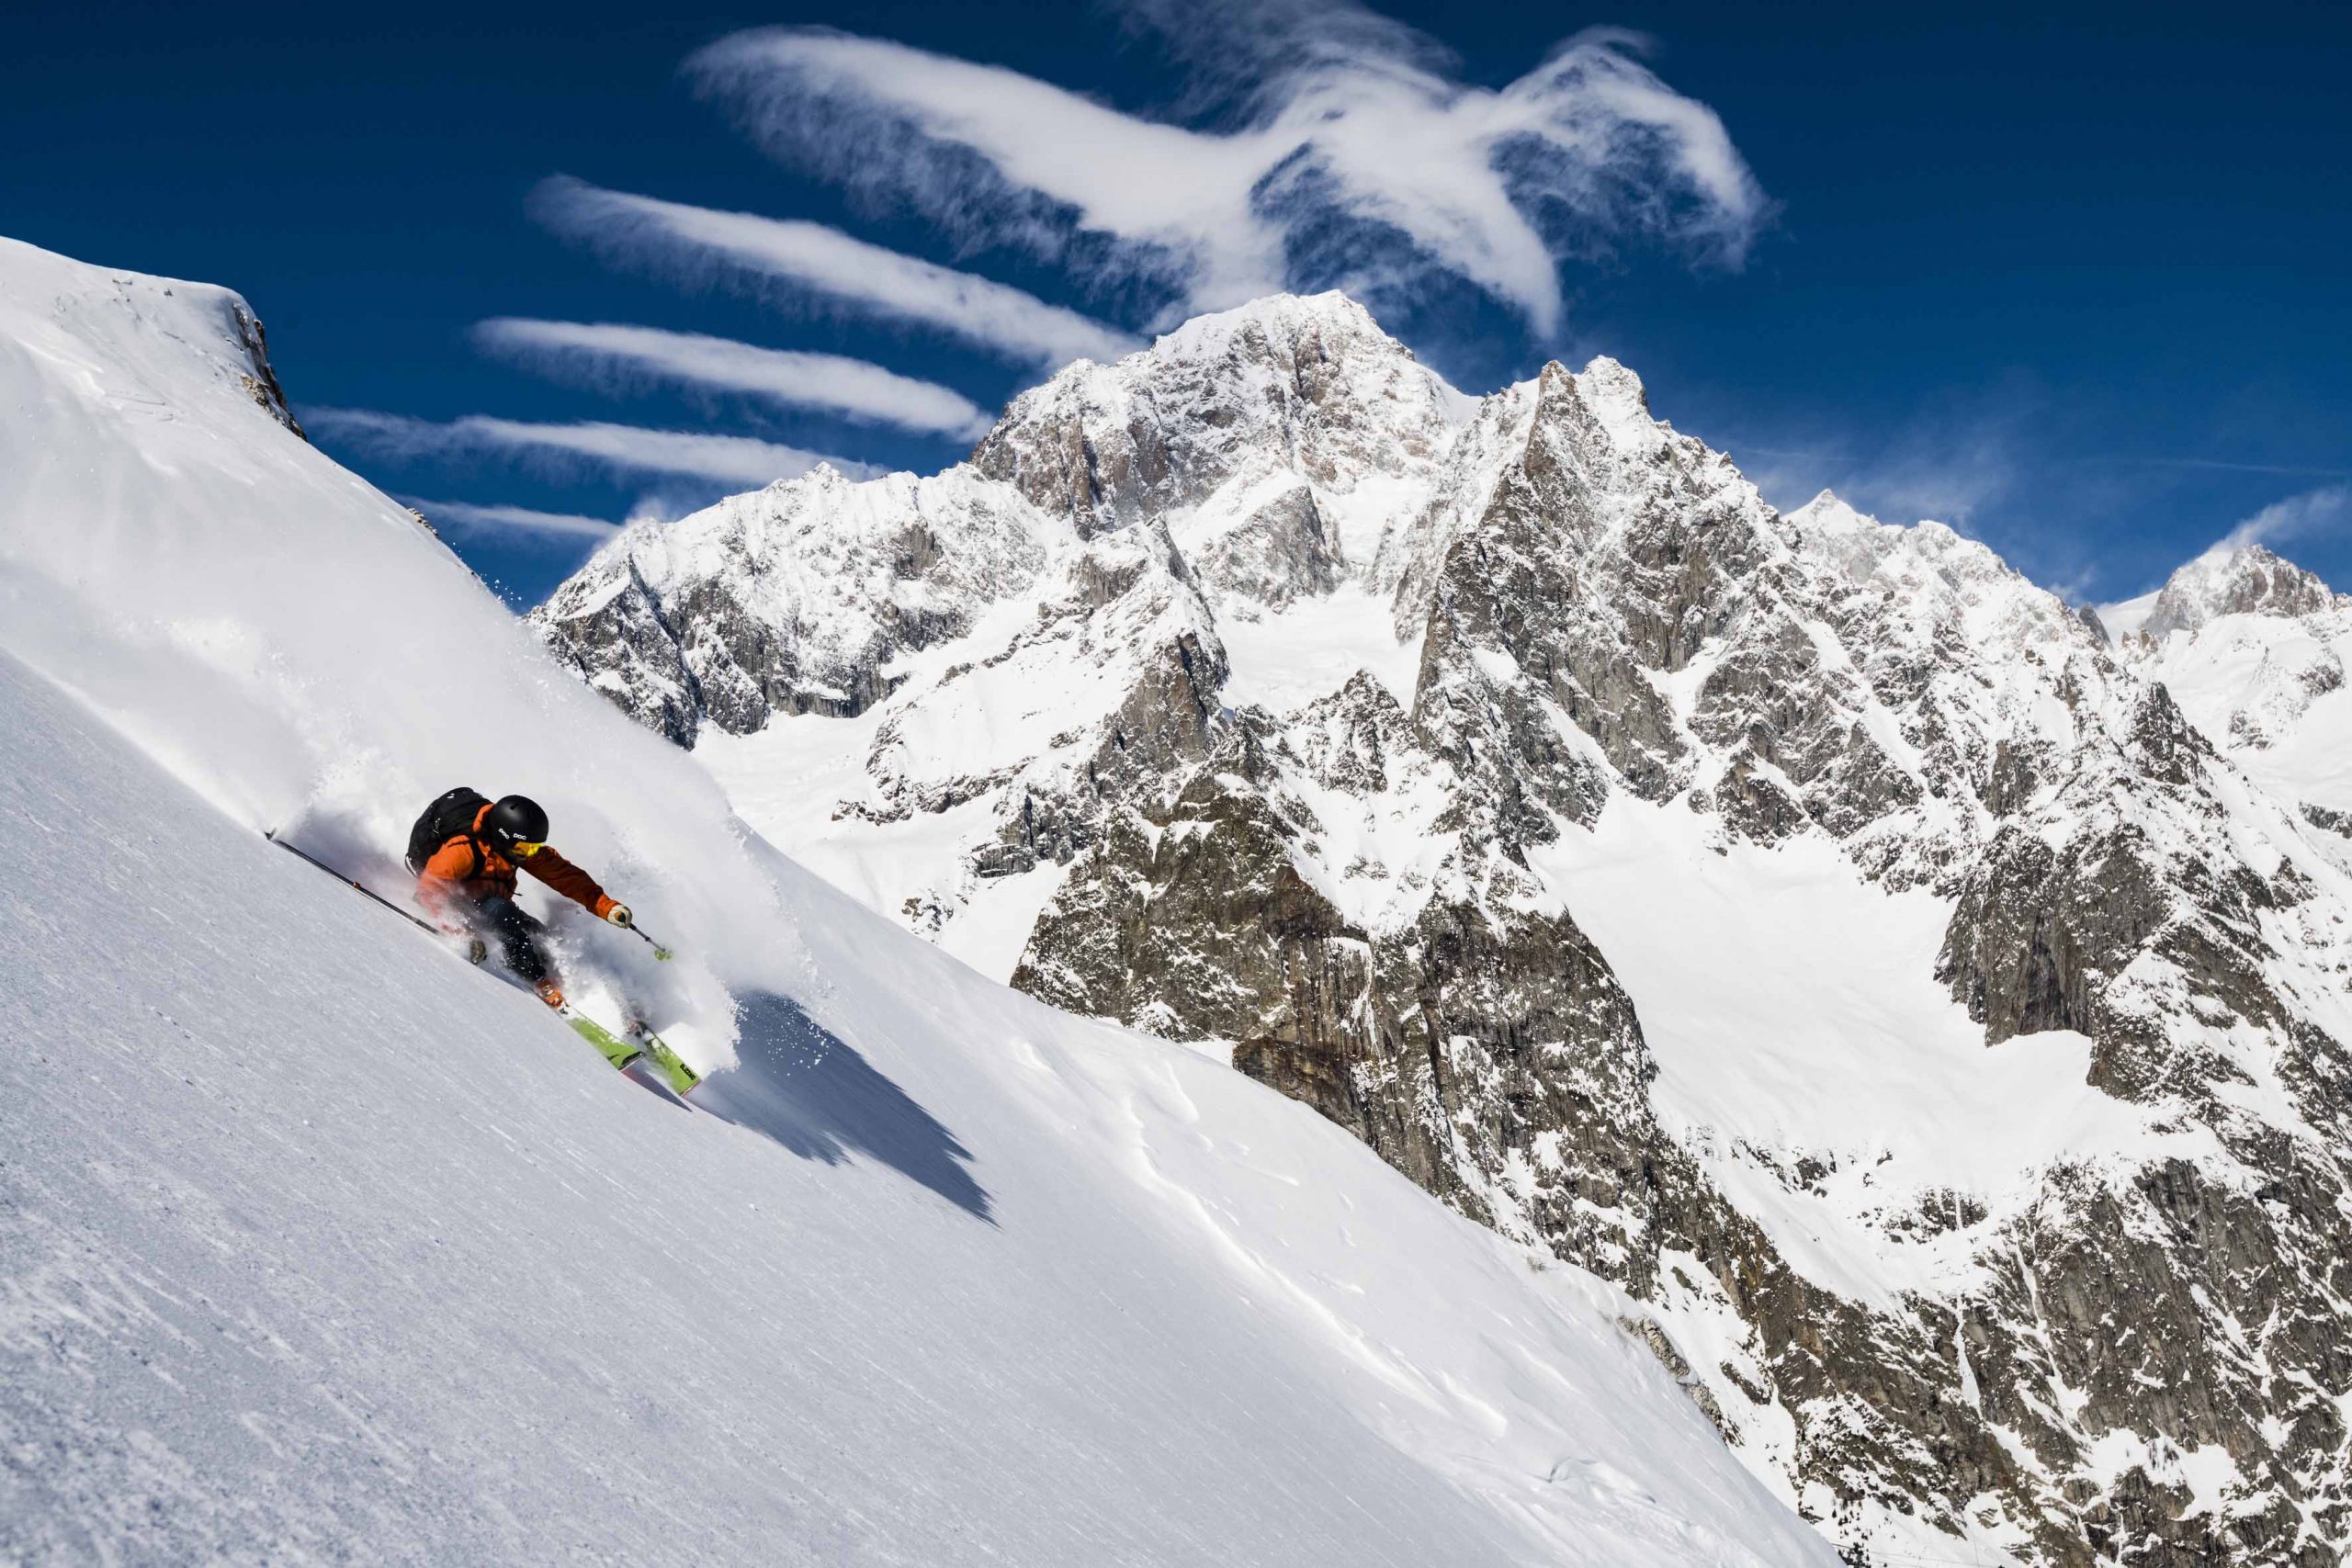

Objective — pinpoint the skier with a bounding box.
[406,789,633,1010]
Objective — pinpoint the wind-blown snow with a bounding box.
[0,237,1831,1562]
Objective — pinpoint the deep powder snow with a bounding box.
[0,243,1832,1562]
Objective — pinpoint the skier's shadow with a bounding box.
[696,992,992,1223]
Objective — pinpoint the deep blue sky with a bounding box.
[5,1,2345,606]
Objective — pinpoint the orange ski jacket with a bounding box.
[415,802,617,929]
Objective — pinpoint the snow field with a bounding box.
[1528,797,2199,1303]
[0,638,1830,1565]
[0,234,1834,1563]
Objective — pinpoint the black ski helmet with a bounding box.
[481,795,549,852]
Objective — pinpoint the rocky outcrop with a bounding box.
[534,467,1059,746]
[228,303,304,439]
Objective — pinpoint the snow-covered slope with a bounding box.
[539,293,2352,1566]
[0,238,1833,1563]
[2109,543,2352,827]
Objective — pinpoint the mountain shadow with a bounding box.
[697,991,992,1222]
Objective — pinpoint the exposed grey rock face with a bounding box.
[533,467,1057,746]
[1189,477,1340,610]
[538,293,2352,1567]
[227,302,304,439]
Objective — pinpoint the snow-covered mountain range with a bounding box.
[539,292,2352,1566]
[0,239,1834,1565]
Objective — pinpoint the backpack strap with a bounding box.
[429,824,498,883]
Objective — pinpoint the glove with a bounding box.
[606,903,633,929]
[466,936,488,965]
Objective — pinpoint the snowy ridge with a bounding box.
[2112,542,2352,830]
[537,463,1067,745]
[2128,541,2343,642]
[540,289,2352,1564]
[0,236,1830,1564]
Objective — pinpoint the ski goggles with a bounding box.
[509,840,546,859]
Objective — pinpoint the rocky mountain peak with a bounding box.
[1146,288,1395,363]
[2140,541,2341,639]
[1567,355,1656,448]
[537,288,2352,1566]
[969,291,1465,541]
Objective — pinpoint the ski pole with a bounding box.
[626,922,674,962]
[267,830,437,935]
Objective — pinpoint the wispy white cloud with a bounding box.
[685,4,1767,337]
[526,177,1137,369]
[2222,483,2350,552]
[306,407,865,490]
[398,497,622,541]
[471,318,995,439]
[2095,486,2352,620]
[1737,435,2017,534]
[2128,457,2351,479]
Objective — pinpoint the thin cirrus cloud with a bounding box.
[684,1,1769,338]
[526,176,1139,371]
[2222,483,2350,553]
[305,407,867,491]
[471,318,996,440]
[1735,434,2018,533]
[399,497,623,541]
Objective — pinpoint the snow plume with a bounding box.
[526,177,1137,370]
[398,497,622,540]
[685,3,1767,336]
[2222,483,2349,552]
[305,407,865,490]
[472,319,994,440]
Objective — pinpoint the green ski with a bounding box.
[564,1007,699,1099]
[561,1008,645,1073]
[628,1023,704,1098]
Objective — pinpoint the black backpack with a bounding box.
[405,786,492,874]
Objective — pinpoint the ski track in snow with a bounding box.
[0,236,1833,1564]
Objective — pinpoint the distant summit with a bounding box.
[2103,540,2344,641]
[2141,541,2342,638]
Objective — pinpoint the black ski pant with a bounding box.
[470,895,556,986]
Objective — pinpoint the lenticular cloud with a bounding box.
[304,408,863,490]
[396,497,623,541]
[526,178,1137,372]
[472,319,995,439]
[686,2,1768,337]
